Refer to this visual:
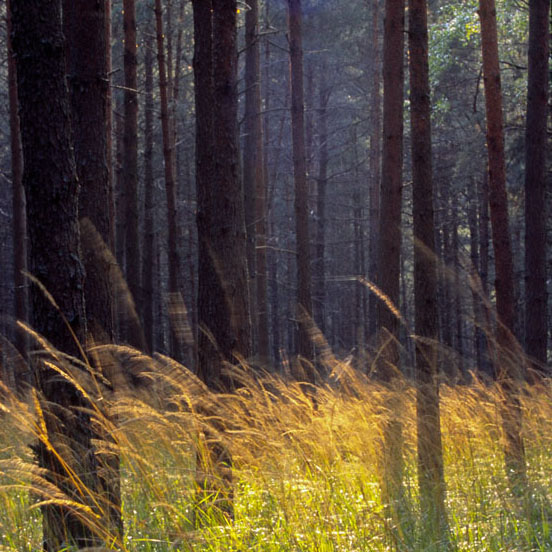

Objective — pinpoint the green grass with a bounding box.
[1,350,552,551]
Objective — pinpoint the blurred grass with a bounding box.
[1,348,551,551]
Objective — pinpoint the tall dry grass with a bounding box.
[1,335,551,551]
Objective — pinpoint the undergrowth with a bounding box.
[1,345,551,551]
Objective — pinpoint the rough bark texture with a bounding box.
[7,0,29,374]
[155,0,184,362]
[194,0,252,388]
[287,0,315,380]
[524,0,549,372]
[408,0,447,539]
[63,0,122,542]
[478,0,526,486]
[377,0,404,380]
[122,0,144,349]
[64,0,113,344]
[11,1,98,547]
[243,0,269,363]
[377,0,405,526]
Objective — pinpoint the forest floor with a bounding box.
[1,350,552,551]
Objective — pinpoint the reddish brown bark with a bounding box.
[155,0,184,362]
[478,0,526,486]
[287,0,314,379]
[524,0,549,372]
[408,0,447,538]
[122,0,144,349]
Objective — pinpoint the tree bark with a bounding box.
[11,1,99,547]
[287,0,315,380]
[155,0,184,362]
[122,0,144,349]
[243,0,268,362]
[7,0,29,377]
[368,0,382,340]
[478,0,526,487]
[142,16,155,355]
[524,0,549,373]
[408,0,447,539]
[377,0,405,526]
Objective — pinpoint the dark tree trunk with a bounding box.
[63,0,121,542]
[524,0,549,373]
[11,1,99,548]
[7,0,29,377]
[142,19,155,354]
[377,0,405,524]
[287,0,314,380]
[478,0,526,487]
[194,0,252,386]
[155,0,184,362]
[408,0,447,539]
[122,0,144,349]
[63,0,113,343]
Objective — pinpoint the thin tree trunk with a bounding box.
[155,0,184,362]
[143,22,155,354]
[478,0,526,487]
[377,0,405,526]
[7,0,29,378]
[524,0,549,374]
[368,0,382,340]
[122,0,144,349]
[315,79,329,336]
[408,0,448,539]
[287,0,314,381]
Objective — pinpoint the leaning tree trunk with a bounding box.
[287,0,315,382]
[524,0,549,374]
[408,0,448,540]
[478,0,527,488]
[11,1,99,548]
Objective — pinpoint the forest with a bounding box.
[0,0,551,550]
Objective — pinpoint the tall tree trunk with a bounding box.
[408,0,447,540]
[122,0,144,349]
[377,0,405,524]
[478,0,526,487]
[315,79,330,336]
[524,0,549,374]
[368,0,382,340]
[7,0,29,377]
[194,0,252,383]
[155,0,184,362]
[11,2,99,547]
[142,19,155,354]
[63,0,121,542]
[243,0,268,362]
[287,0,314,381]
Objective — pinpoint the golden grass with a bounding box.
[0,344,551,551]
